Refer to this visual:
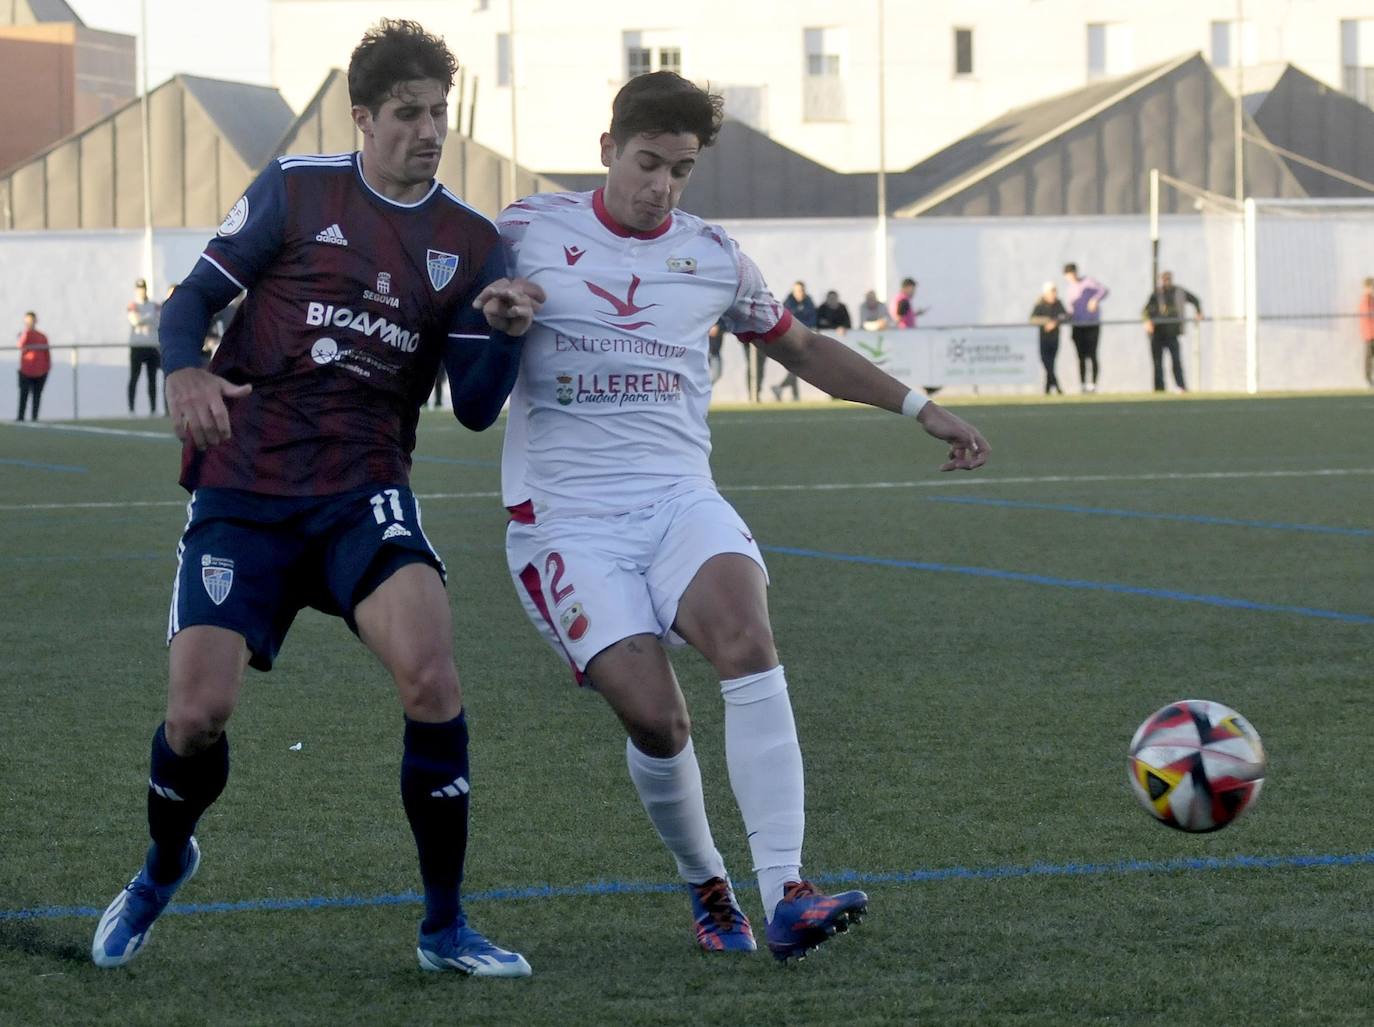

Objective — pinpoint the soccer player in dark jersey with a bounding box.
[92,20,544,978]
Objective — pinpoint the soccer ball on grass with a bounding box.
[1127,699,1266,832]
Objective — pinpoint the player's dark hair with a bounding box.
[1063,262,1078,274]
[901,277,916,288]
[24,310,35,320]
[348,19,457,112]
[609,72,724,150]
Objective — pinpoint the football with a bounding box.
[1127,700,1267,832]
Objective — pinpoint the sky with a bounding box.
[69,0,274,91]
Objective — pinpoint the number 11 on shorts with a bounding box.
[370,489,405,524]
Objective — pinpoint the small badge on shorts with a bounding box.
[200,555,235,606]
[559,601,590,642]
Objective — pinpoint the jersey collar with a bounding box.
[355,153,440,209]
[592,188,673,240]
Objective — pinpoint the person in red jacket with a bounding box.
[1360,277,1374,387]
[16,311,50,421]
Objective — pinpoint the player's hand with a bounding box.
[166,367,252,450]
[1087,298,1099,314]
[1144,319,1154,334]
[916,402,989,471]
[474,277,546,336]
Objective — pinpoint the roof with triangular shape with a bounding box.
[0,0,82,25]
[891,53,1304,216]
[1252,65,1374,197]
[179,75,296,170]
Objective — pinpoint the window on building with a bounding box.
[954,28,974,76]
[1343,19,1374,104]
[1086,23,1133,79]
[803,27,846,121]
[624,32,682,79]
[1210,19,1258,68]
[496,33,511,87]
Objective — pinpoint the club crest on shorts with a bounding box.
[200,555,235,606]
[559,601,590,642]
[427,249,460,291]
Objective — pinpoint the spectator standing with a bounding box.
[1360,277,1374,386]
[708,317,727,384]
[815,290,851,335]
[1142,271,1202,393]
[889,277,929,329]
[774,280,816,400]
[16,311,50,421]
[1029,283,1066,395]
[1062,263,1108,393]
[858,290,888,331]
[127,277,162,414]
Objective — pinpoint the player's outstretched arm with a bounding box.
[766,320,988,471]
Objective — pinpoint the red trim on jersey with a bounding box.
[517,563,585,685]
[507,500,536,524]
[735,308,795,344]
[592,188,673,240]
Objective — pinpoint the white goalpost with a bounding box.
[1151,171,1374,394]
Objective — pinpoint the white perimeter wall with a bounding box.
[0,214,1363,419]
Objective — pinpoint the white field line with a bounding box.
[2,468,1372,512]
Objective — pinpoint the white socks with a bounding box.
[625,736,727,884]
[720,665,804,920]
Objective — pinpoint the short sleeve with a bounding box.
[201,162,288,292]
[720,243,791,343]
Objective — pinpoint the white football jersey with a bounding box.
[498,190,791,517]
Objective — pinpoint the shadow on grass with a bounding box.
[0,920,89,965]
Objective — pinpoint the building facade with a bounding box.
[268,0,1374,175]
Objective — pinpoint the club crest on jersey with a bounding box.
[376,272,391,295]
[427,249,460,291]
[559,601,590,642]
[200,555,234,606]
[555,375,574,405]
[218,196,249,236]
[666,256,697,274]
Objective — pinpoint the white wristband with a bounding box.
[900,390,929,418]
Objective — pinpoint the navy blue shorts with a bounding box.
[167,485,445,671]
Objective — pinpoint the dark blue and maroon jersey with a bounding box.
[175,151,507,495]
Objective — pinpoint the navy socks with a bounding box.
[146,722,228,884]
[400,712,471,933]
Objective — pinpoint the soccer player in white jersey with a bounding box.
[479,72,989,961]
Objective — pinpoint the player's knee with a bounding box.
[628,706,692,758]
[394,654,461,719]
[704,621,777,679]
[164,703,232,754]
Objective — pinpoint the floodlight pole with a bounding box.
[139,0,154,293]
[1149,167,1159,290]
[875,0,889,301]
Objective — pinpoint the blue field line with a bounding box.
[5,850,1372,923]
[928,495,1374,538]
[0,457,87,473]
[761,545,1374,625]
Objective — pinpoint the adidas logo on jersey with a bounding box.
[381,523,412,540]
[315,224,348,246]
[430,776,471,799]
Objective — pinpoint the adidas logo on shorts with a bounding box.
[315,223,348,246]
[382,523,412,540]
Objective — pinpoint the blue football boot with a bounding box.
[417,919,532,977]
[91,837,201,968]
[765,879,868,962]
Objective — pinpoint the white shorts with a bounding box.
[506,487,768,678]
